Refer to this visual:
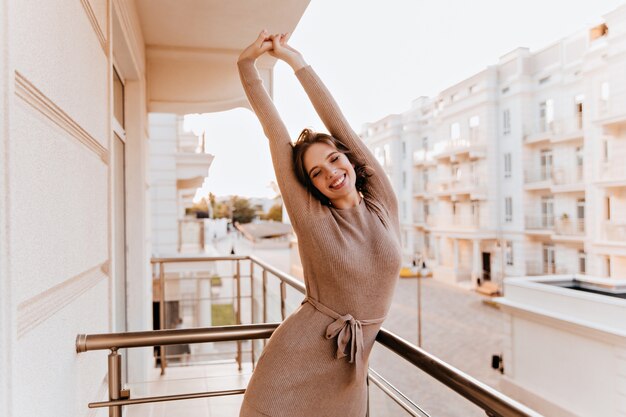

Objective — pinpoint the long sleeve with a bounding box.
[294,66,398,216]
[237,59,317,227]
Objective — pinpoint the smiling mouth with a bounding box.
[329,174,346,190]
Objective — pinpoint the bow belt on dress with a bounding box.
[302,296,385,377]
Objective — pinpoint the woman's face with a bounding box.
[303,142,359,206]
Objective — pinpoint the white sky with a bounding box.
[193,0,626,200]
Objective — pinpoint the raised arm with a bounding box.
[268,34,398,212]
[237,31,313,226]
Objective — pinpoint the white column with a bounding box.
[453,239,459,279]
[472,239,481,286]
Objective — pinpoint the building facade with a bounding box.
[362,4,626,288]
[0,1,310,416]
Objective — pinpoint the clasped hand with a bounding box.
[238,30,306,71]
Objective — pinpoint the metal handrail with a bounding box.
[80,254,542,417]
[76,323,279,352]
[376,329,541,417]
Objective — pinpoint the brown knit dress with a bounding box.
[237,58,402,417]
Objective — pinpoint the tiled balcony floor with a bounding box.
[126,361,251,417]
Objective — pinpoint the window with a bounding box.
[402,201,407,220]
[469,84,477,94]
[506,241,514,266]
[576,147,584,181]
[452,202,457,216]
[402,141,407,159]
[541,196,555,227]
[603,140,609,163]
[422,137,428,150]
[575,94,584,129]
[402,171,407,188]
[503,109,511,135]
[451,163,461,181]
[590,23,608,41]
[502,87,510,94]
[539,99,554,131]
[606,256,612,277]
[113,67,125,128]
[504,153,512,178]
[374,147,384,166]
[577,199,586,233]
[469,116,480,141]
[450,93,458,103]
[383,144,391,167]
[543,245,556,274]
[450,122,460,140]
[539,76,551,85]
[600,82,610,113]
[505,197,513,222]
[540,149,553,181]
[578,251,586,274]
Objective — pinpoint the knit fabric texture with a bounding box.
[237,58,402,417]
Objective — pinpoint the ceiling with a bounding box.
[135,0,311,114]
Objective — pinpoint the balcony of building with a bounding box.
[596,161,626,187]
[523,120,555,145]
[435,176,487,200]
[525,215,555,235]
[524,260,564,276]
[524,118,584,145]
[604,221,626,243]
[596,92,626,132]
[524,166,553,191]
[412,148,435,166]
[553,218,585,242]
[551,165,584,193]
[432,133,486,162]
[75,255,540,417]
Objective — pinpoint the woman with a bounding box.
[237,30,402,417]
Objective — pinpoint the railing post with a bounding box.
[159,262,166,375]
[262,269,267,347]
[235,259,242,371]
[250,261,255,370]
[280,281,286,321]
[365,373,370,417]
[108,349,122,417]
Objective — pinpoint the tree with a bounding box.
[262,204,283,222]
[231,196,256,224]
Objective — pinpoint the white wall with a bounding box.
[0,0,151,415]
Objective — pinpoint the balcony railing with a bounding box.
[604,221,626,242]
[598,161,626,183]
[429,214,484,229]
[524,167,553,184]
[433,136,485,157]
[437,176,486,194]
[413,149,434,165]
[526,260,558,276]
[597,92,626,127]
[554,218,585,236]
[525,215,554,231]
[77,255,540,417]
[552,166,584,186]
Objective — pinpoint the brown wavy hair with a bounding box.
[292,128,372,205]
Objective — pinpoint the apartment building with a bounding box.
[362,4,626,288]
[149,114,214,255]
